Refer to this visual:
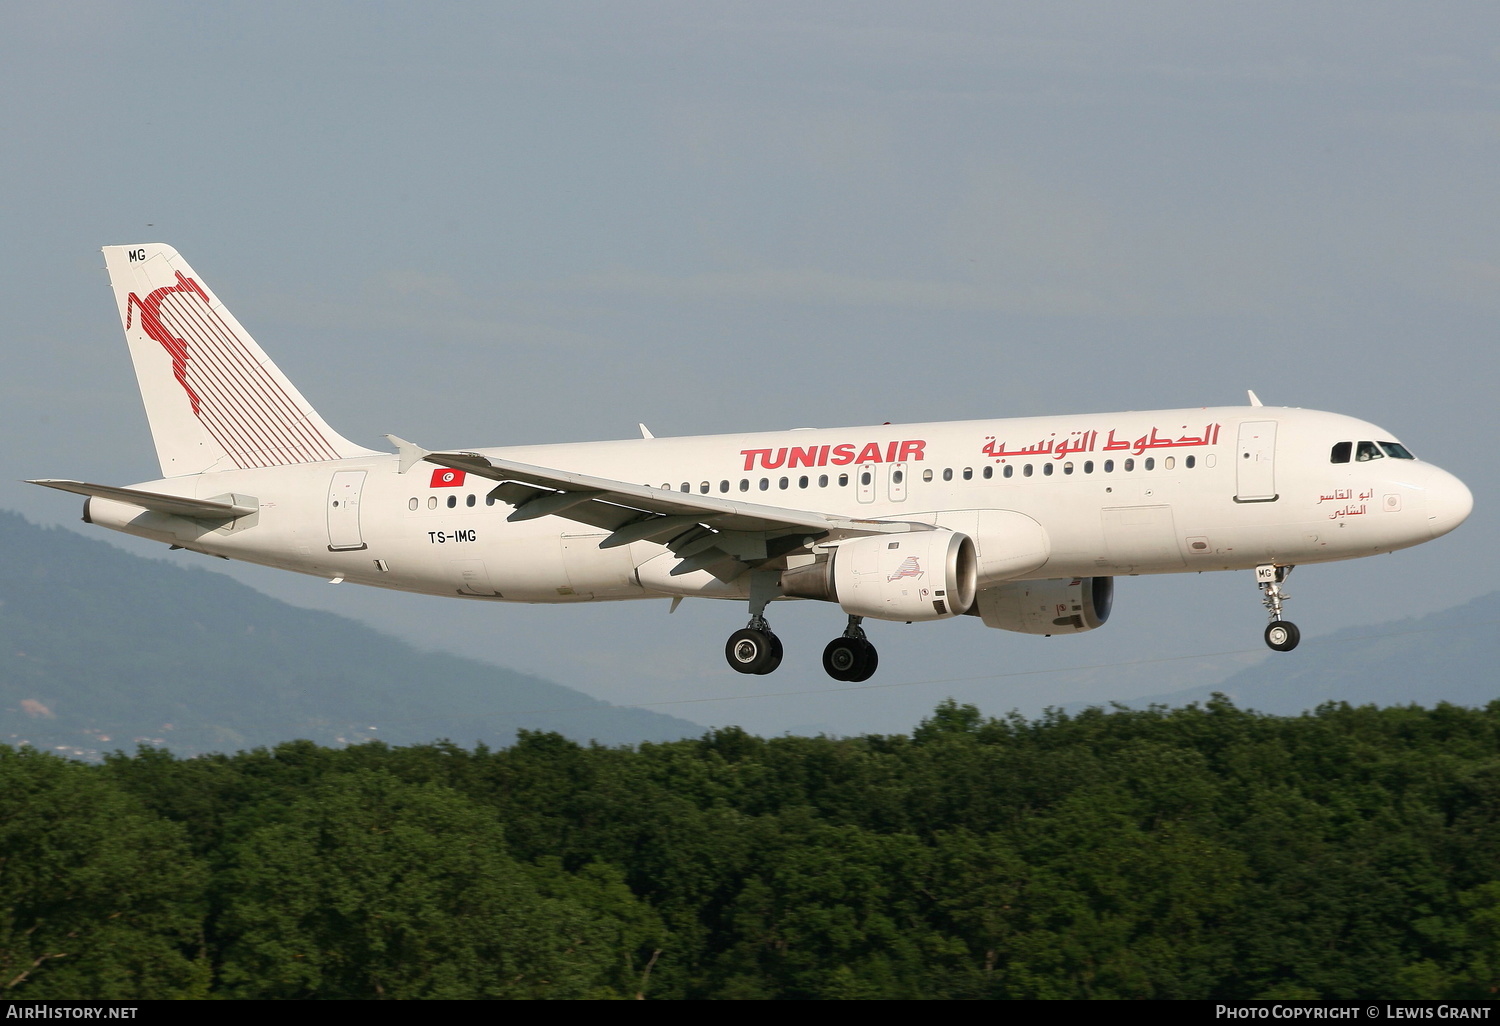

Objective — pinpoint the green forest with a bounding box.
[3,697,1500,1000]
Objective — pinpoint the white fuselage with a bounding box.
[84,404,1471,608]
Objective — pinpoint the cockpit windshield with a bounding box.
[1332,439,1417,463]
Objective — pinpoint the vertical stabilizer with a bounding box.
[102,244,377,477]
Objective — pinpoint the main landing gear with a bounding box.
[722,613,882,681]
[1256,564,1300,652]
[823,615,878,682]
[722,576,882,680]
[725,572,784,675]
[725,616,783,675]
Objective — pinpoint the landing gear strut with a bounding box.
[822,615,879,682]
[1256,564,1300,652]
[725,573,783,675]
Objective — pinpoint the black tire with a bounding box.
[756,633,784,675]
[824,638,879,682]
[823,638,860,680]
[846,642,879,682]
[1265,620,1300,652]
[726,628,777,674]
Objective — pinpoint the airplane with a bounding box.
[31,245,1473,682]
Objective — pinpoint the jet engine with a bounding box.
[969,576,1113,635]
[781,530,977,622]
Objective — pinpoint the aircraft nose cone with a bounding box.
[1425,465,1473,539]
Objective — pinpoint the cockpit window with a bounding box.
[1379,441,1415,460]
[1355,440,1384,462]
[1330,441,1351,464]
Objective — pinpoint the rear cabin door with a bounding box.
[327,470,368,551]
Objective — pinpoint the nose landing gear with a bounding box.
[822,615,879,682]
[1257,564,1300,652]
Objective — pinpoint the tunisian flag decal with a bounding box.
[430,468,466,488]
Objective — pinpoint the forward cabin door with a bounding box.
[1235,421,1278,502]
[327,470,368,551]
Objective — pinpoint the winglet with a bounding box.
[639,423,654,439]
[1247,390,1264,407]
[385,434,432,474]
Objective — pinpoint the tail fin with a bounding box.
[102,244,377,477]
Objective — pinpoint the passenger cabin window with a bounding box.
[982,466,993,479]
[1356,440,1384,462]
[922,469,934,482]
[1003,465,1014,478]
[1330,442,1352,464]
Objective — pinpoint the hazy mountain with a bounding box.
[1115,590,1500,715]
[0,512,704,759]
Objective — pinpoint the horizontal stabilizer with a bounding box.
[27,479,257,519]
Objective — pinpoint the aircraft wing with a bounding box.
[388,436,920,580]
[27,479,257,519]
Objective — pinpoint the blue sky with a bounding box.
[4,3,1496,735]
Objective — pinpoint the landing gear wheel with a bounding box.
[822,637,879,682]
[847,642,878,683]
[1264,620,1300,652]
[823,638,859,681]
[726,628,779,675]
[758,632,784,675]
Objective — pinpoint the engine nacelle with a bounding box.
[781,530,977,622]
[969,576,1113,635]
